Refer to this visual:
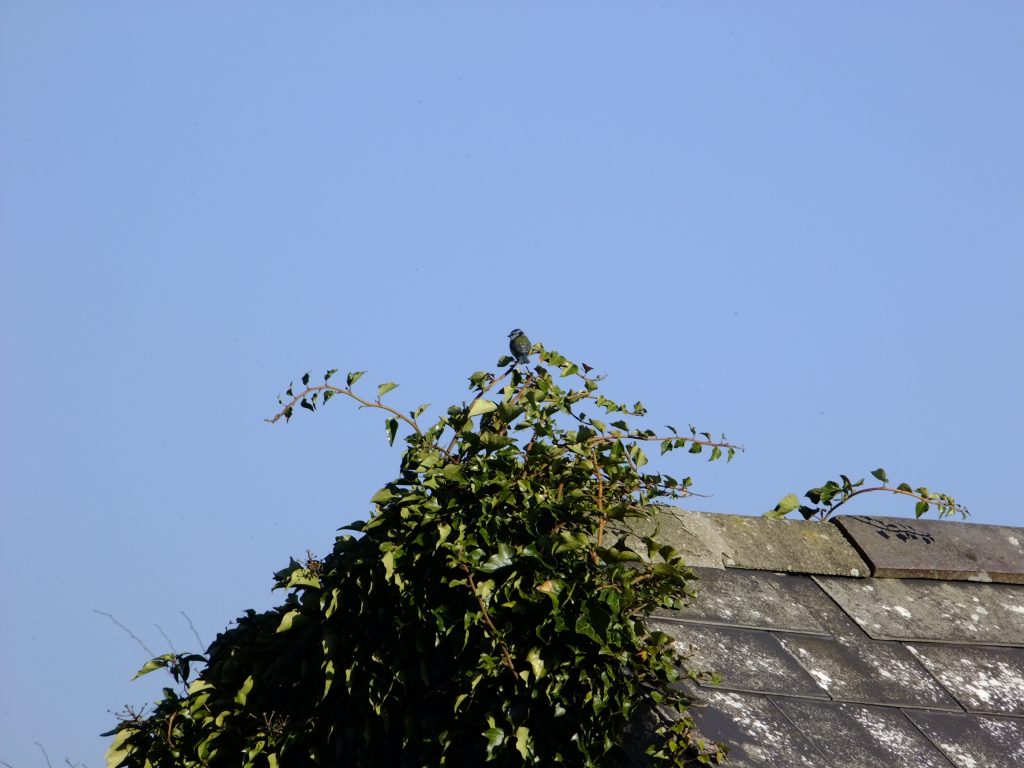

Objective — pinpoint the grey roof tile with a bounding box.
[904,710,1024,768]
[623,507,868,575]
[771,698,956,768]
[905,643,1024,716]
[651,620,828,698]
[774,631,960,710]
[833,515,1024,585]
[684,688,824,767]
[637,510,1024,765]
[813,575,1024,647]
[658,567,839,635]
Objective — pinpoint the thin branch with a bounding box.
[588,433,742,451]
[181,611,204,649]
[94,610,155,657]
[823,485,966,519]
[154,624,176,654]
[592,449,606,548]
[447,364,532,455]
[461,564,516,674]
[34,744,52,768]
[266,385,421,436]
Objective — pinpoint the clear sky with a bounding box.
[1,2,1022,765]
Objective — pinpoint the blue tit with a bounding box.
[508,328,532,365]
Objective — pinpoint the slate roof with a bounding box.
[628,509,1024,768]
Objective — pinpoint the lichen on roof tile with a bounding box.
[650,620,827,698]
[619,507,868,575]
[641,511,1024,766]
[772,699,956,768]
[904,710,1024,768]
[774,631,959,709]
[658,567,840,634]
[905,643,1024,716]
[813,575,1024,646]
[682,689,823,767]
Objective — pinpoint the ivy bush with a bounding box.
[106,345,734,767]
[105,343,966,767]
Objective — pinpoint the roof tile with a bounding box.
[905,643,1024,716]
[833,515,1024,585]
[813,575,1024,647]
[659,567,839,635]
[684,688,824,767]
[624,508,868,575]
[774,631,960,710]
[771,698,956,768]
[903,710,1024,768]
[651,621,828,698]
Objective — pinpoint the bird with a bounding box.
[508,328,532,365]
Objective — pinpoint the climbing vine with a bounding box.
[106,344,735,767]
[105,341,966,767]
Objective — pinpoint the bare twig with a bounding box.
[155,624,176,655]
[181,611,204,649]
[94,610,154,657]
[34,744,52,768]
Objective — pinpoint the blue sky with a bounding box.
[1,2,1022,765]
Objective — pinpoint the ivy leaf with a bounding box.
[479,543,514,573]
[132,654,174,680]
[871,468,889,485]
[765,493,801,519]
[276,610,301,633]
[385,418,398,446]
[515,726,531,759]
[302,371,311,386]
[325,368,338,382]
[468,398,497,418]
[235,675,254,706]
[377,381,398,399]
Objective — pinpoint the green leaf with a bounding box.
[525,647,546,680]
[385,417,398,446]
[276,610,301,633]
[132,654,173,680]
[325,368,338,381]
[346,370,365,387]
[515,726,530,759]
[302,371,311,386]
[370,487,395,505]
[871,467,889,484]
[377,381,398,398]
[468,398,498,418]
[915,500,930,517]
[483,726,505,755]
[479,543,514,573]
[104,727,133,768]
[765,493,800,518]
[235,675,254,706]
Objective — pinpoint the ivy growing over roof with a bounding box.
[105,345,735,767]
